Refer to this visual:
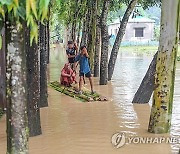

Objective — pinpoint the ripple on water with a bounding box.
[44,49,180,154]
[112,55,180,153]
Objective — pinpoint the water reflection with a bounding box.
[112,53,180,153]
[48,46,180,153]
[170,62,180,153]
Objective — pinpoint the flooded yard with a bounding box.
[0,44,179,154]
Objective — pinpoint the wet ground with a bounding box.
[0,44,180,154]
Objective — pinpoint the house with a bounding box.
[108,16,155,42]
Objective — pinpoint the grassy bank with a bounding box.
[120,46,158,55]
[119,45,180,60]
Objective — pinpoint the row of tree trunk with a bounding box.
[0,15,50,152]
[77,0,180,135]
[74,0,138,85]
[55,0,179,136]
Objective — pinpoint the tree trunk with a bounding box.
[132,52,157,104]
[71,0,80,42]
[47,19,50,64]
[108,0,138,81]
[71,21,77,42]
[80,17,88,46]
[64,26,70,45]
[46,19,50,85]
[85,0,92,45]
[6,20,29,154]
[0,26,6,110]
[25,27,42,137]
[77,21,82,47]
[148,0,180,134]
[87,0,97,71]
[80,1,89,47]
[39,23,48,108]
[66,25,72,43]
[94,17,101,77]
[99,0,110,85]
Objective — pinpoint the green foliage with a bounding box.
[50,13,64,42]
[139,0,161,9]
[51,0,161,43]
[109,0,123,12]
[51,0,87,26]
[108,5,161,25]
[154,25,160,41]
[39,0,50,22]
[107,3,125,24]
[177,56,180,61]
[0,0,50,46]
[50,0,88,43]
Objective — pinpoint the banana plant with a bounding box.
[0,0,50,46]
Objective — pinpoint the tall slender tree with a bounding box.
[77,21,82,47]
[0,26,6,110]
[0,0,50,153]
[80,12,88,46]
[6,19,29,154]
[94,15,101,77]
[47,12,50,64]
[108,0,138,81]
[148,0,180,134]
[87,0,97,71]
[39,23,48,108]
[132,52,158,104]
[25,27,42,137]
[99,0,111,85]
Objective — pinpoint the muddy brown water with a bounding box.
[0,44,180,154]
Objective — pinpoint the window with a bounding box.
[135,28,144,37]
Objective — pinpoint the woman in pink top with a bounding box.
[60,63,76,86]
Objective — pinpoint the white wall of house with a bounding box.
[108,17,155,42]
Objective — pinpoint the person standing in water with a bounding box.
[74,46,94,95]
[66,41,78,68]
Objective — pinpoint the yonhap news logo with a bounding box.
[111,133,126,148]
[111,132,180,148]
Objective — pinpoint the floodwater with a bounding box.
[0,44,180,154]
